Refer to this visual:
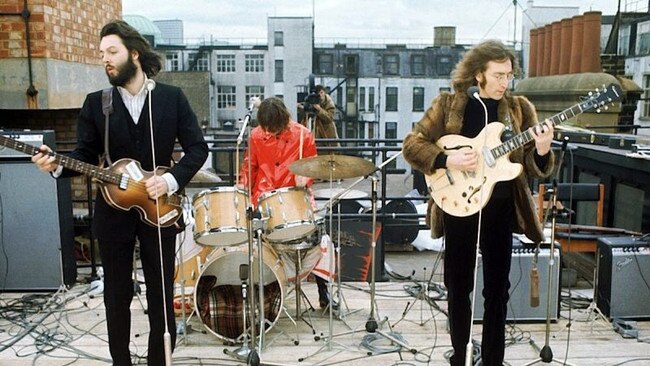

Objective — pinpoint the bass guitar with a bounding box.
[0,134,181,227]
[425,83,622,217]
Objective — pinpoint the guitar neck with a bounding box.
[0,134,122,184]
[491,102,586,160]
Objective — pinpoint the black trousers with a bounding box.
[99,225,177,366]
[444,197,514,366]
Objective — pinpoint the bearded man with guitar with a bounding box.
[403,40,555,366]
[32,20,208,366]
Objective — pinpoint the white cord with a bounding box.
[145,83,173,366]
[464,93,490,366]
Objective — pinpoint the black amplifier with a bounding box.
[0,130,55,159]
[597,236,650,319]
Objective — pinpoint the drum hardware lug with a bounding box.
[282,212,288,223]
[266,204,273,219]
[278,194,284,204]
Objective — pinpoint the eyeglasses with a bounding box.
[491,73,515,83]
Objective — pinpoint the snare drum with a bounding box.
[193,187,248,246]
[194,243,286,344]
[258,187,316,243]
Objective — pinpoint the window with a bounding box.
[193,54,209,71]
[368,87,375,112]
[217,86,236,109]
[436,56,452,75]
[359,87,366,111]
[216,54,235,72]
[166,52,179,71]
[413,87,424,111]
[245,86,265,103]
[411,54,425,76]
[386,87,398,111]
[344,54,358,75]
[245,54,264,72]
[384,54,399,75]
[274,31,284,46]
[275,60,283,82]
[317,54,333,74]
[643,75,650,118]
[619,25,631,56]
[385,122,397,146]
[637,22,650,55]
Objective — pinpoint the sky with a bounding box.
[122,0,623,45]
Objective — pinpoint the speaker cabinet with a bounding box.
[474,243,560,322]
[333,218,383,282]
[596,236,650,319]
[0,131,76,291]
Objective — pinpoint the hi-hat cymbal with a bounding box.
[289,155,376,180]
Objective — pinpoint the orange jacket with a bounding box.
[240,121,317,206]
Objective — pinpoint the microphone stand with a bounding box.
[226,100,261,366]
[523,137,576,366]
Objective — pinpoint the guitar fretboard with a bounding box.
[490,101,589,160]
[0,134,122,185]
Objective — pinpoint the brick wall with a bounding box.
[0,0,121,63]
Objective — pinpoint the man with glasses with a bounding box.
[402,40,555,366]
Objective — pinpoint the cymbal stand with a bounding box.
[318,152,417,354]
[523,139,576,366]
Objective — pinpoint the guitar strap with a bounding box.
[101,87,114,165]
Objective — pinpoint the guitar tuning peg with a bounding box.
[588,91,593,96]
[603,106,609,111]
[596,108,601,113]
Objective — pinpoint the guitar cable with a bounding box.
[144,78,174,366]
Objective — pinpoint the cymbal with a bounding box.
[289,155,376,180]
[313,187,368,199]
[190,169,222,183]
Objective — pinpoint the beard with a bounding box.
[106,54,138,87]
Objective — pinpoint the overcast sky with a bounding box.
[122,1,622,44]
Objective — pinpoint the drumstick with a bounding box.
[299,126,304,160]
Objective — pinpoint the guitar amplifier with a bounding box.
[0,130,54,159]
[596,236,650,319]
[474,241,560,322]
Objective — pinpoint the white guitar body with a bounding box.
[425,122,522,217]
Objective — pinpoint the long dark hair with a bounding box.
[451,40,520,94]
[100,20,162,77]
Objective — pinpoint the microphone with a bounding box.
[247,96,261,112]
[237,97,261,145]
[145,79,156,92]
[467,86,480,100]
[530,266,540,307]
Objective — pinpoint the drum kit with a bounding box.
[174,153,388,361]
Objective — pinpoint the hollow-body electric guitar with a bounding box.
[425,83,622,217]
[0,134,181,227]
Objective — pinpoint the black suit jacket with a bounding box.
[62,82,208,241]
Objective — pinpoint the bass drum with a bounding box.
[194,243,286,344]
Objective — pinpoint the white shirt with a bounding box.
[55,74,179,195]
